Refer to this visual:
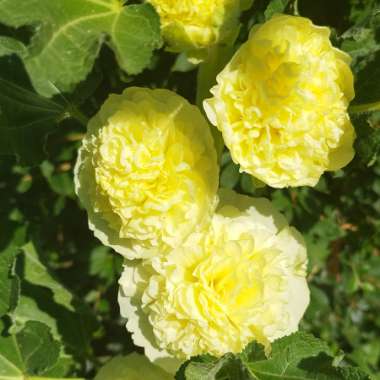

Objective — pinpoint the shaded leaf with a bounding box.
[353,51,380,105]
[0,78,65,165]
[0,37,26,58]
[353,112,380,166]
[220,162,240,189]
[0,319,60,379]
[0,223,25,317]
[10,241,97,361]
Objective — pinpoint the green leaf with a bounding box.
[10,241,97,361]
[353,112,380,166]
[304,209,344,268]
[305,285,331,321]
[0,319,60,379]
[0,0,162,97]
[172,53,197,73]
[0,78,65,165]
[353,51,380,105]
[0,37,26,58]
[19,242,74,309]
[0,223,25,317]
[40,161,75,198]
[220,162,240,189]
[241,332,370,380]
[89,245,122,286]
[95,354,173,380]
[177,354,248,380]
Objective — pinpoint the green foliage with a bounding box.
[340,1,380,104]
[0,0,162,97]
[177,333,370,380]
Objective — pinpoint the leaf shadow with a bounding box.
[15,252,98,360]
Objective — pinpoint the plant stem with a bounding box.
[294,0,300,15]
[350,101,380,114]
[196,45,235,160]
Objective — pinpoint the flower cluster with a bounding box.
[119,189,309,365]
[75,13,355,375]
[204,15,355,187]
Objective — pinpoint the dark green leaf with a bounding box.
[353,112,380,166]
[353,51,380,105]
[0,78,65,165]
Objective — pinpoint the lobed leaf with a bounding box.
[241,333,370,380]
[0,0,162,97]
[177,333,371,380]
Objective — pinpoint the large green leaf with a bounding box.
[0,0,162,97]
[177,333,370,380]
[0,78,65,165]
[0,319,61,380]
[241,332,370,380]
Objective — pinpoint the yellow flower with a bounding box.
[94,353,173,380]
[75,87,218,259]
[147,0,252,60]
[119,189,309,364]
[204,15,355,188]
